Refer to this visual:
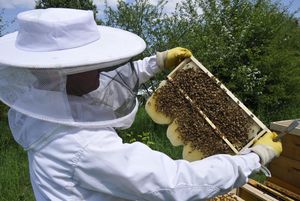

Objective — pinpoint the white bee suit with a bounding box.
[8,56,261,201]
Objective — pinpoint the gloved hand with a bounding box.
[250,132,282,165]
[156,47,192,69]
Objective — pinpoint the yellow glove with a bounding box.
[156,47,192,69]
[250,132,282,165]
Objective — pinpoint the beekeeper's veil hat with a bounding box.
[0,8,146,128]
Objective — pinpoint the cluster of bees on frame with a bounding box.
[146,63,252,161]
[208,193,239,201]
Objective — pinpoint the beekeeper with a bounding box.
[0,8,282,201]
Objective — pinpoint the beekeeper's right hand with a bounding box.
[250,132,282,165]
[156,47,192,70]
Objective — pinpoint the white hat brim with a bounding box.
[0,26,146,69]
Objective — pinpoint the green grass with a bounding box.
[0,118,35,201]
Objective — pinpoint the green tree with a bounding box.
[35,0,98,19]
[103,0,300,123]
[102,0,170,89]
[163,0,300,123]
[102,0,168,57]
[255,16,300,122]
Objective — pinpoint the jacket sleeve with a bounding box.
[73,130,261,201]
[133,55,161,85]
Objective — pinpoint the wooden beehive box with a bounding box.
[237,182,292,201]
[218,178,298,201]
[146,56,271,160]
[234,120,300,201]
[267,119,300,197]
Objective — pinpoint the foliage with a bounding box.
[192,0,300,123]
[0,102,9,122]
[122,131,155,147]
[165,0,300,123]
[255,17,300,122]
[35,0,98,19]
[105,0,300,124]
[102,0,168,58]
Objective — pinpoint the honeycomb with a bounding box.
[146,59,259,161]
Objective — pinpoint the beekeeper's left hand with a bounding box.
[156,47,192,69]
[250,132,282,165]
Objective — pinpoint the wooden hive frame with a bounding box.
[166,56,270,153]
[267,119,300,199]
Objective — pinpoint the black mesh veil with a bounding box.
[0,62,139,129]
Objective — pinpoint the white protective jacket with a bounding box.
[8,56,261,201]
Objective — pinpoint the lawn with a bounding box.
[0,118,35,201]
